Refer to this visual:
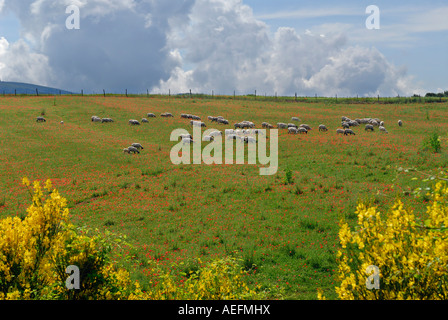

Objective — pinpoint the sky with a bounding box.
[0,0,446,96]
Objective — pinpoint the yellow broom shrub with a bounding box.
[333,180,448,300]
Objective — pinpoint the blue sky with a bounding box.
[0,0,446,95]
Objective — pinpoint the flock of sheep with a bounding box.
[36,109,403,155]
[91,111,402,152]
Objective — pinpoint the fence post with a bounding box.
[126,89,128,97]
[36,88,39,96]
[103,89,106,97]
[81,89,83,96]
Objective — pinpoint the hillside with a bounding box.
[0,81,73,95]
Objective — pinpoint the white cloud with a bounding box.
[0,37,54,85]
[154,0,416,96]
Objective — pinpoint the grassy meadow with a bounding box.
[0,95,447,299]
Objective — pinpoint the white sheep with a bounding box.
[127,146,140,154]
[209,131,222,137]
[288,127,298,134]
[398,120,403,127]
[298,127,308,134]
[318,124,328,132]
[379,126,388,133]
[182,137,194,145]
[344,129,356,135]
[132,143,144,150]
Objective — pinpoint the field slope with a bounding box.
[0,95,447,299]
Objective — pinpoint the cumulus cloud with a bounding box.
[0,0,194,92]
[0,0,417,96]
[154,0,416,97]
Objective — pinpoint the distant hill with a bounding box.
[0,81,73,95]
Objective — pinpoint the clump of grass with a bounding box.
[0,196,5,207]
[104,219,115,227]
[284,167,293,185]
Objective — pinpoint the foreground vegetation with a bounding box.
[0,95,447,299]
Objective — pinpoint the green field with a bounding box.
[1,95,447,299]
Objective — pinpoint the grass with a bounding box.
[0,95,448,299]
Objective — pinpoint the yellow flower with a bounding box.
[22,177,30,187]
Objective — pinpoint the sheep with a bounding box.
[277,123,288,129]
[226,134,238,141]
[318,124,328,132]
[129,119,140,125]
[92,116,102,123]
[342,122,350,129]
[60,121,64,125]
[398,120,403,127]
[262,122,274,129]
[217,118,229,125]
[299,124,312,131]
[288,127,298,134]
[147,113,156,118]
[251,129,265,136]
[380,121,384,127]
[179,134,193,141]
[36,116,46,122]
[127,146,140,154]
[291,117,300,122]
[298,127,308,134]
[210,131,222,137]
[123,148,131,154]
[161,112,174,117]
[336,128,345,135]
[344,129,356,135]
[369,120,379,127]
[203,135,214,142]
[241,121,255,128]
[102,118,114,123]
[365,124,374,132]
[191,120,206,127]
[132,143,144,150]
[348,120,359,127]
[182,137,194,145]
[225,129,235,136]
[141,118,149,123]
[379,126,388,134]
[91,116,99,122]
[244,136,257,144]
[287,123,298,129]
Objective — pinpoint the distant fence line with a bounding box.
[1,88,447,104]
